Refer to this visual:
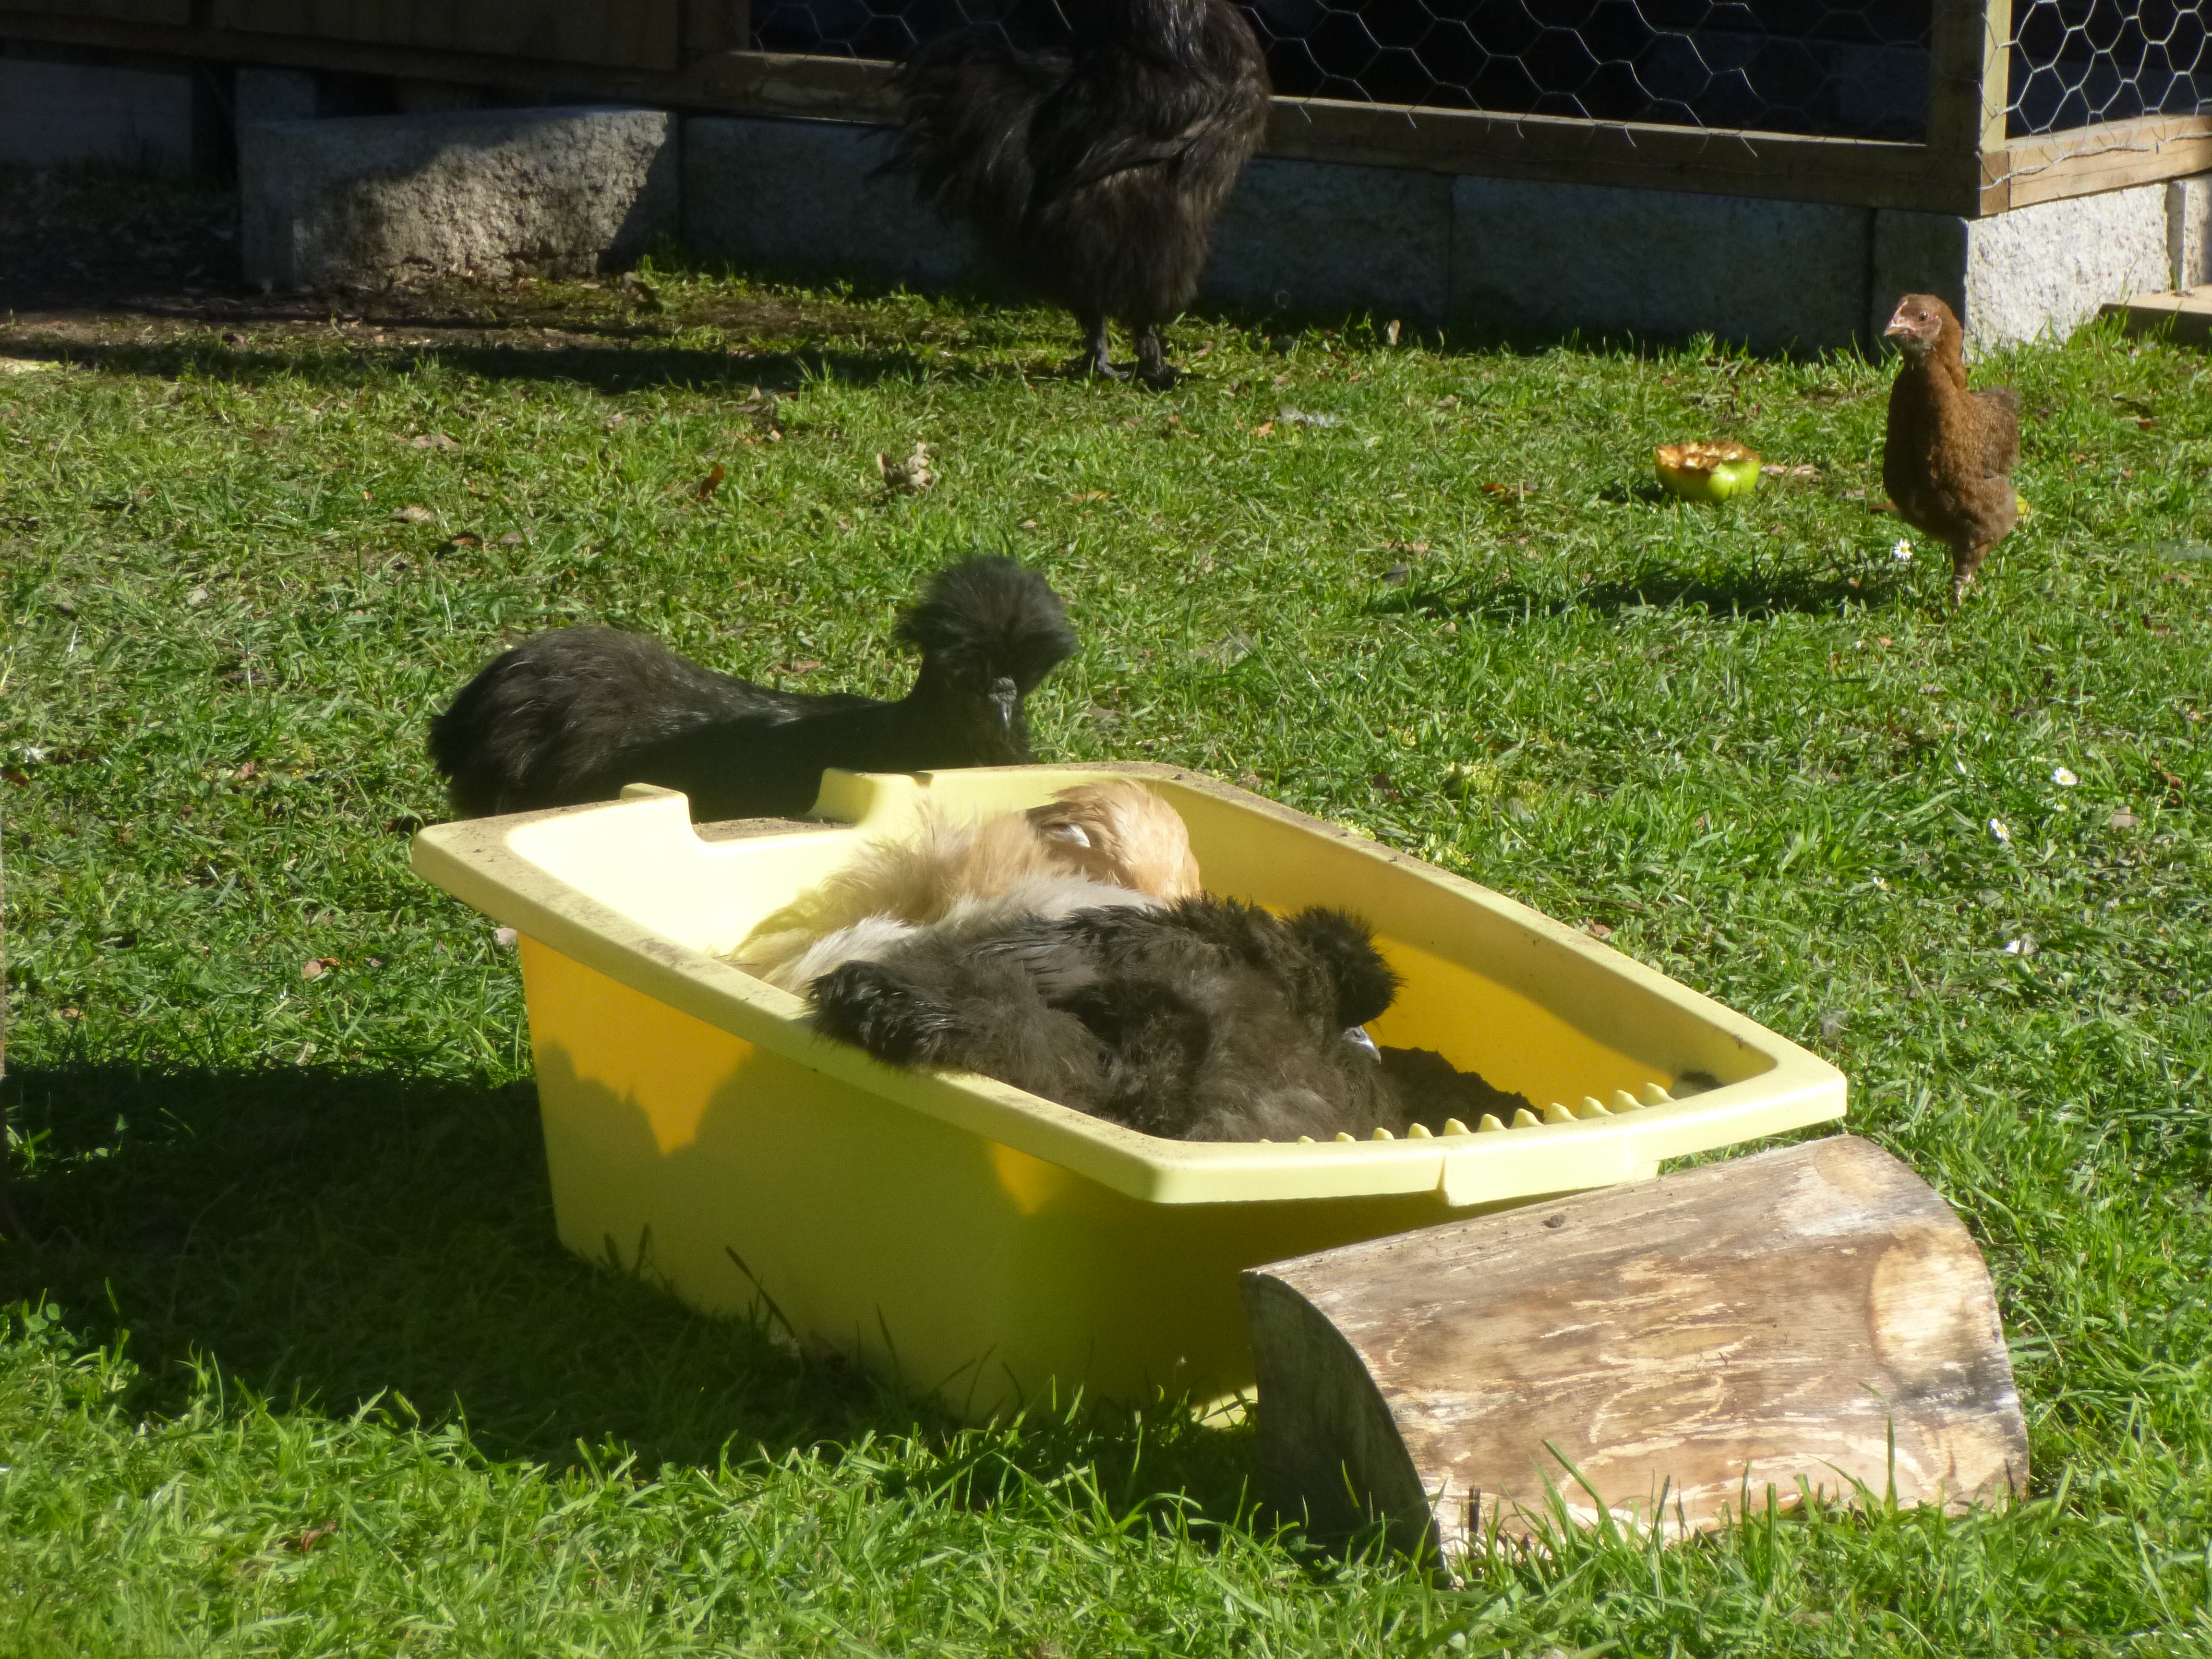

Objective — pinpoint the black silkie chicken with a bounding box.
[883,0,1271,387]
[429,556,1077,821]
[811,895,1531,1142]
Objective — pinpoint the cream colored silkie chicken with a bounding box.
[736,780,1203,991]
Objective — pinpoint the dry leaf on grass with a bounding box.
[392,505,436,525]
[878,442,935,493]
[733,386,780,431]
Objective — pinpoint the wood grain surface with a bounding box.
[1243,1136,2027,1556]
[209,0,682,72]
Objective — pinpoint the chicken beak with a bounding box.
[1883,306,1916,342]
[990,677,1019,729]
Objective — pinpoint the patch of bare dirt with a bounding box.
[0,164,851,361]
[0,167,241,311]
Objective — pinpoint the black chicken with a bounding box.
[883,0,1272,386]
[429,556,1077,821]
[810,895,1532,1142]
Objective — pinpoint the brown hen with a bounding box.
[1881,293,2022,601]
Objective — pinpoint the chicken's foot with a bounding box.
[1134,326,1178,390]
[1950,541,1988,603]
[1066,318,1126,381]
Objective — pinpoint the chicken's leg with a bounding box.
[1067,316,1125,380]
[1134,325,1177,390]
[1950,539,1988,603]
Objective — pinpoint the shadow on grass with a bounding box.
[0,1060,1258,1520]
[8,335,1051,397]
[1379,561,1923,625]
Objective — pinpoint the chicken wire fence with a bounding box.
[2008,0,2208,137]
[754,0,2209,149]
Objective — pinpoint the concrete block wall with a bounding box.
[1960,188,2173,348]
[2172,177,2212,291]
[683,117,978,292]
[1877,186,2178,351]
[1449,177,1871,352]
[0,58,196,175]
[680,115,2210,355]
[235,67,320,126]
[1206,157,1454,323]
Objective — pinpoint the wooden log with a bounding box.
[1242,1135,2026,1557]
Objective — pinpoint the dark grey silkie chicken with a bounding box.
[810,895,1532,1142]
[428,556,1076,821]
[883,0,1271,387]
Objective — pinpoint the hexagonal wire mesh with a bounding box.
[752,0,2208,146]
[2008,0,2208,135]
[754,0,1935,140]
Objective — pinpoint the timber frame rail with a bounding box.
[2,0,2205,216]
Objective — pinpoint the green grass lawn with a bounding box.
[1,254,2208,1656]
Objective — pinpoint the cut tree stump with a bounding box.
[1241,1135,2026,1557]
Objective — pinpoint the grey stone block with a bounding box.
[1960,184,2169,348]
[1202,156,1453,322]
[1449,176,1871,353]
[0,60,194,175]
[2168,174,2212,290]
[684,116,978,289]
[240,106,677,292]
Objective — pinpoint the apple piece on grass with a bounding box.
[1655,441,1762,502]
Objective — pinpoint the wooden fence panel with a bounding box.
[684,0,747,52]
[209,0,683,71]
[0,0,192,22]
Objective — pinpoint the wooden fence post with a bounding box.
[1928,0,2012,212]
